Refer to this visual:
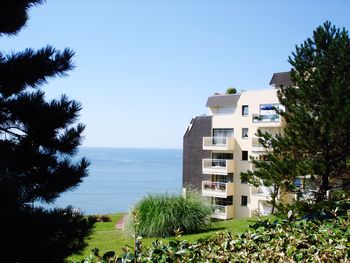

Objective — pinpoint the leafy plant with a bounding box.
[226,87,237,94]
[87,207,350,262]
[139,208,350,262]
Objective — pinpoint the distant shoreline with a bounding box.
[80,146,183,151]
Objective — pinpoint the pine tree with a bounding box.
[279,21,350,201]
[241,22,350,209]
[241,131,302,214]
[0,1,93,261]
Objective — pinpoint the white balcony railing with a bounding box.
[212,204,234,220]
[203,137,235,151]
[202,180,234,198]
[202,159,235,175]
[251,186,272,197]
[252,138,265,152]
[252,114,280,123]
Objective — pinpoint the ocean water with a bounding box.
[51,147,182,215]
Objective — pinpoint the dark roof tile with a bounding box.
[270,71,293,87]
[206,94,240,107]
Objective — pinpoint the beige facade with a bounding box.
[202,89,283,219]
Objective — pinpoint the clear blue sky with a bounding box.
[1,0,349,148]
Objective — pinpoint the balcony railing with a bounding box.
[252,114,280,123]
[202,159,235,175]
[203,137,235,151]
[212,204,234,220]
[252,138,265,152]
[251,186,272,197]
[202,180,234,198]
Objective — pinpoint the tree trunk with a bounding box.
[318,168,330,201]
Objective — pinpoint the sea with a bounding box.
[51,147,182,215]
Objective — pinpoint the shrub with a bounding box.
[137,211,350,262]
[88,210,350,262]
[125,193,212,237]
[276,196,350,220]
[226,87,237,94]
[88,214,112,223]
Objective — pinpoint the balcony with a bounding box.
[212,205,234,220]
[252,114,280,126]
[203,137,235,151]
[251,186,272,199]
[252,138,265,152]
[202,159,235,175]
[202,181,234,198]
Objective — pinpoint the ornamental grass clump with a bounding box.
[125,193,212,237]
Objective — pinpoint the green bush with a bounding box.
[87,211,350,262]
[88,214,112,223]
[137,213,350,262]
[125,193,212,237]
[276,196,350,220]
[226,87,237,94]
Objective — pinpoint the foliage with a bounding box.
[0,1,93,261]
[277,196,350,220]
[225,87,237,94]
[241,131,303,213]
[81,206,350,263]
[4,206,94,262]
[67,214,258,262]
[124,193,212,237]
[89,214,112,223]
[243,21,350,206]
[136,215,349,262]
[278,21,350,200]
[0,0,44,35]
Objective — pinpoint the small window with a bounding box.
[242,151,248,161]
[241,195,248,206]
[242,128,248,138]
[241,176,248,184]
[242,105,249,116]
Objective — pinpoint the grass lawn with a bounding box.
[67,213,261,262]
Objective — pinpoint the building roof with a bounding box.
[206,94,241,107]
[269,71,293,87]
[183,115,211,138]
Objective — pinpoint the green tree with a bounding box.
[0,1,93,261]
[241,131,301,214]
[278,21,350,201]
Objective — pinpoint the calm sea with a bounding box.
[51,147,182,215]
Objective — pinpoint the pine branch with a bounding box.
[0,46,75,98]
[0,0,45,35]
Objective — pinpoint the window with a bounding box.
[213,129,234,140]
[213,129,234,145]
[242,128,248,138]
[242,151,248,161]
[241,176,248,184]
[242,105,249,116]
[241,195,248,206]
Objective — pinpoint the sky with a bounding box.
[1,0,350,149]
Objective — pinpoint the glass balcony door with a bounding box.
[212,129,234,145]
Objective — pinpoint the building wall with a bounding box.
[183,116,212,192]
[183,88,283,219]
[210,89,282,218]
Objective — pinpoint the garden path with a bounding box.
[115,214,127,230]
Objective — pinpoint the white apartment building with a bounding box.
[183,72,289,219]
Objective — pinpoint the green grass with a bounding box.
[67,213,262,262]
